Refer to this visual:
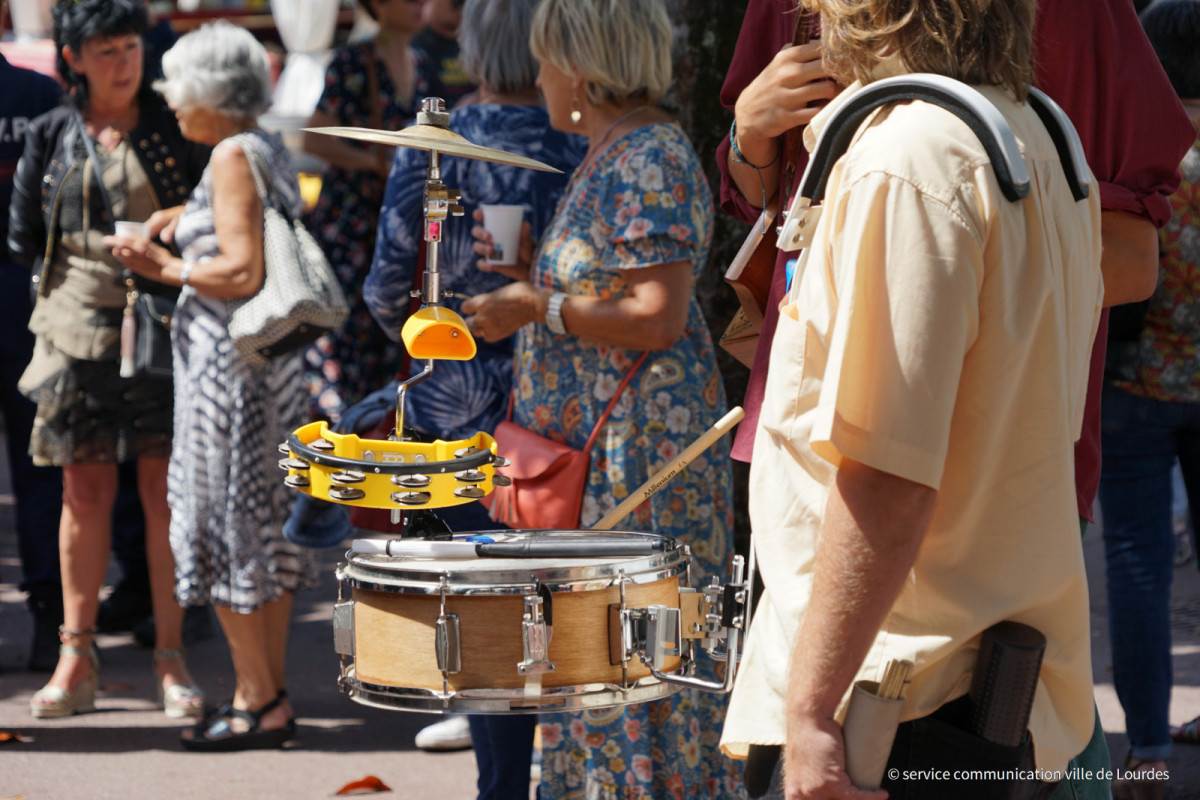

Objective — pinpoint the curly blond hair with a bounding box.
[801,0,1036,100]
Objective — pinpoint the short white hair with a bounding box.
[154,20,273,118]
[530,0,672,106]
[459,0,540,94]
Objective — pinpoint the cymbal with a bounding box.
[304,124,563,173]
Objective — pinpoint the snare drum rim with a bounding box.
[340,530,688,594]
[342,667,685,714]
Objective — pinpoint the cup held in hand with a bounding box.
[480,204,524,266]
[114,220,148,239]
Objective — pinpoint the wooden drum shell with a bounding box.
[352,576,681,690]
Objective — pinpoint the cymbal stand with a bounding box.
[392,98,464,524]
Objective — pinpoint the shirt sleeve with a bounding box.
[604,138,708,272]
[809,172,984,490]
[1033,0,1194,226]
[364,148,426,341]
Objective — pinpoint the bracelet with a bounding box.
[729,119,779,219]
[729,119,780,170]
[179,260,193,286]
[545,291,568,335]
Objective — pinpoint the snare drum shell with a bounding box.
[352,576,681,690]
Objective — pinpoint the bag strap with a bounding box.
[76,111,117,231]
[582,351,649,455]
[364,45,385,133]
[779,9,819,211]
[206,133,299,225]
[503,350,649,455]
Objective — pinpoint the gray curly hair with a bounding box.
[154,20,273,118]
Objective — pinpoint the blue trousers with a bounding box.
[1097,383,1200,761]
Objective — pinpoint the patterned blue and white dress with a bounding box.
[364,103,586,441]
[169,129,317,613]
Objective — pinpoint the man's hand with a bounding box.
[785,714,888,800]
[733,41,839,166]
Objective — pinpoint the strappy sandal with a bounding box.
[154,647,205,719]
[1171,714,1200,744]
[179,695,294,752]
[275,688,297,738]
[30,628,100,719]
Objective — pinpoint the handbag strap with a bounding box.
[582,351,649,455]
[206,133,303,229]
[780,10,820,212]
[76,111,117,231]
[503,350,649,456]
[364,45,385,133]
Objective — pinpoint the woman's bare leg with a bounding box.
[40,463,116,695]
[138,456,194,693]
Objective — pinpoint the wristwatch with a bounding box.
[545,291,568,335]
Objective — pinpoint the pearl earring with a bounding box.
[570,92,582,125]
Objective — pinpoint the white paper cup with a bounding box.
[114,220,148,239]
[480,204,524,266]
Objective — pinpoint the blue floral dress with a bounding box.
[305,41,427,422]
[522,122,740,798]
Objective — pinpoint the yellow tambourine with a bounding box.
[401,306,476,361]
[280,421,507,510]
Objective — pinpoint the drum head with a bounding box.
[342,530,686,594]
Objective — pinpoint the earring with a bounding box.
[569,92,582,125]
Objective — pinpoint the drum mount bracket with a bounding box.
[608,552,755,694]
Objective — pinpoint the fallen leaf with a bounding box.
[335,775,392,795]
[0,731,28,744]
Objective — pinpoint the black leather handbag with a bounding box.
[134,291,175,378]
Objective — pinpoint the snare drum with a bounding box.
[333,530,696,714]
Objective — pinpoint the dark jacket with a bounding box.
[6,95,210,290]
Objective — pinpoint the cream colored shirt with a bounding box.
[720,79,1103,773]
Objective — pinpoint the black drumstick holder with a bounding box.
[968,621,1046,747]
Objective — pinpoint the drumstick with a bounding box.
[592,406,745,532]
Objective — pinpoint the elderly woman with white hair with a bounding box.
[108,20,315,752]
[462,0,738,795]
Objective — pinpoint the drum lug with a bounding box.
[436,614,462,674]
[333,600,356,657]
[645,605,682,669]
[517,595,555,676]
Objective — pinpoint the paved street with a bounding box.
[3,446,1200,798]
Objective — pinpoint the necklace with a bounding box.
[580,104,650,173]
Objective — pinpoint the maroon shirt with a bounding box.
[717,0,1194,520]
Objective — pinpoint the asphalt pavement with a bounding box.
[4,447,1200,799]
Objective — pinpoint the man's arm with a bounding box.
[784,458,937,800]
[1100,210,1159,307]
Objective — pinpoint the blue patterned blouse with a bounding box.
[364,104,586,440]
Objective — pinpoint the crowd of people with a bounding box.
[3,0,1200,798]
